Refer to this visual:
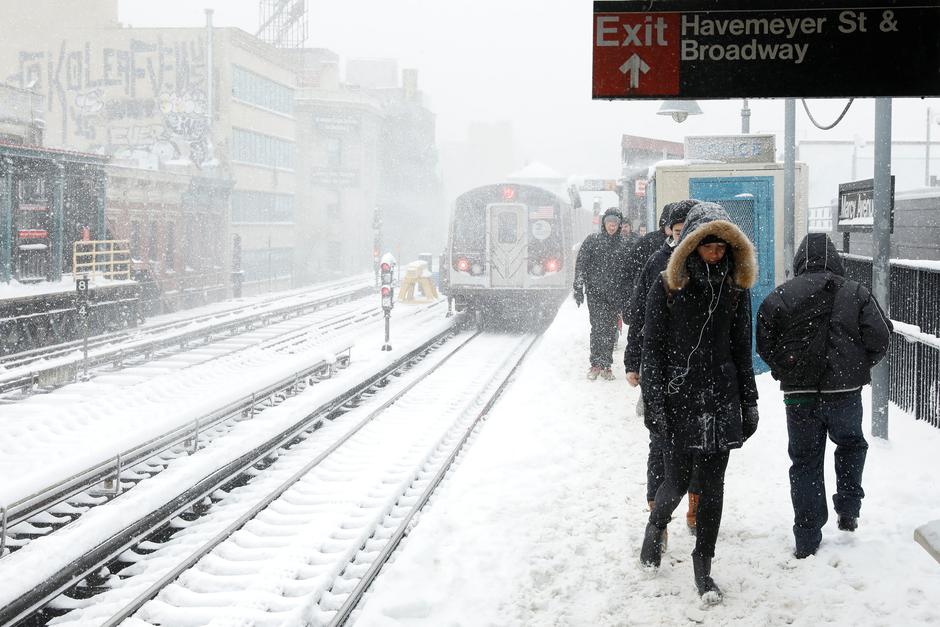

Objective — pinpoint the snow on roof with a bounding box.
[507,161,563,180]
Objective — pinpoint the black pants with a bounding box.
[786,391,867,553]
[649,446,730,558]
[587,297,619,368]
[647,431,703,502]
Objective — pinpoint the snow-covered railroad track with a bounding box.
[11,331,535,627]
[0,297,402,556]
[0,304,458,625]
[0,299,445,561]
[0,276,373,397]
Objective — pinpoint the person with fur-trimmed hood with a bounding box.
[573,207,631,380]
[638,202,759,604]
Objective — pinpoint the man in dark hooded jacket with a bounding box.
[622,205,673,313]
[574,208,631,380]
[757,232,892,559]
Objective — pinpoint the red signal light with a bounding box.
[502,186,515,200]
[380,262,390,272]
[381,286,391,296]
[543,258,560,273]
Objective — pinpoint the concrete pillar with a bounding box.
[51,164,65,281]
[0,164,12,283]
[96,171,108,240]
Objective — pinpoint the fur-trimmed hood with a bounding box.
[665,202,757,291]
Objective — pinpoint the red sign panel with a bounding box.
[18,229,48,239]
[593,13,681,98]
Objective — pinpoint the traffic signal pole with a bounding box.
[380,254,395,351]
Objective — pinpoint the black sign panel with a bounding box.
[837,177,894,233]
[593,0,940,99]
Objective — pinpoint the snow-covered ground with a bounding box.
[353,299,940,627]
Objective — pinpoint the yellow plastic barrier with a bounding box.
[398,260,439,303]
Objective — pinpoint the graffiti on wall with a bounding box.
[7,36,211,168]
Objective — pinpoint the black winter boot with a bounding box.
[640,522,665,568]
[692,554,723,604]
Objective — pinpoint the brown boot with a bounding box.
[686,493,699,535]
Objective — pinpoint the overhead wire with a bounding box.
[801,98,855,130]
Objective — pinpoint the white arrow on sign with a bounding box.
[619,53,650,89]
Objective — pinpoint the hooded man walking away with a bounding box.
[638,203,759,604]
[573,208,631,380]
[756,232,891,559]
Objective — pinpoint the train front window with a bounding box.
[497,212,518,243]
[452,201,485,251]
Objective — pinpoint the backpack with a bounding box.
[766,276,843,388]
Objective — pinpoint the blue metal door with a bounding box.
[689,176,775,372]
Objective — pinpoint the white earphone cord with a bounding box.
[666,262,726,395]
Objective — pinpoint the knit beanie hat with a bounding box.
[667,198,699,228]
[700,233,728,246]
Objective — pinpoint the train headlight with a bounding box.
[470,263,484,276]
[455,257,471,272]
[543,257,561,273]
[529,261,544,276]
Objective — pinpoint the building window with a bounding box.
[232,65,294,116]
[325,137,342,167]
[232,128,295,170]
[231,190,295,223]
[130,220,141,260]
[148,221,159,264]
[326,199,341,220]
[165,222,175,269]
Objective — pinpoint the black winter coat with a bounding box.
[623,230,668,303]
[574,229,631,307]
[756,233,892,393]
[624,239,675,373]
[641,204,759,453]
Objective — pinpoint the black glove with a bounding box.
[573,287,584,307]
[742,405,759,441]
[644,405,668,437]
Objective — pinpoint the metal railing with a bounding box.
[72,240,131,281]
[843,254,940,428]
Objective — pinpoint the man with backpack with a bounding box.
[756,233,892,559]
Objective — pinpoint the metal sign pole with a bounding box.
[75,276,91,380]
[784,98,796,280]
[871,97,892,440]
[383,313,391,351]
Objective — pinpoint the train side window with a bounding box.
[497,212,518,243]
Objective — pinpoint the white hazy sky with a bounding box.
[119,0,940,177]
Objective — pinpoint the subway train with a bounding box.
[440,182,594,322]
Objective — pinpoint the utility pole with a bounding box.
[741,98,751,134]
[871,98,892,440]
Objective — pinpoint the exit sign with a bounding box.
[593,0,940,99]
